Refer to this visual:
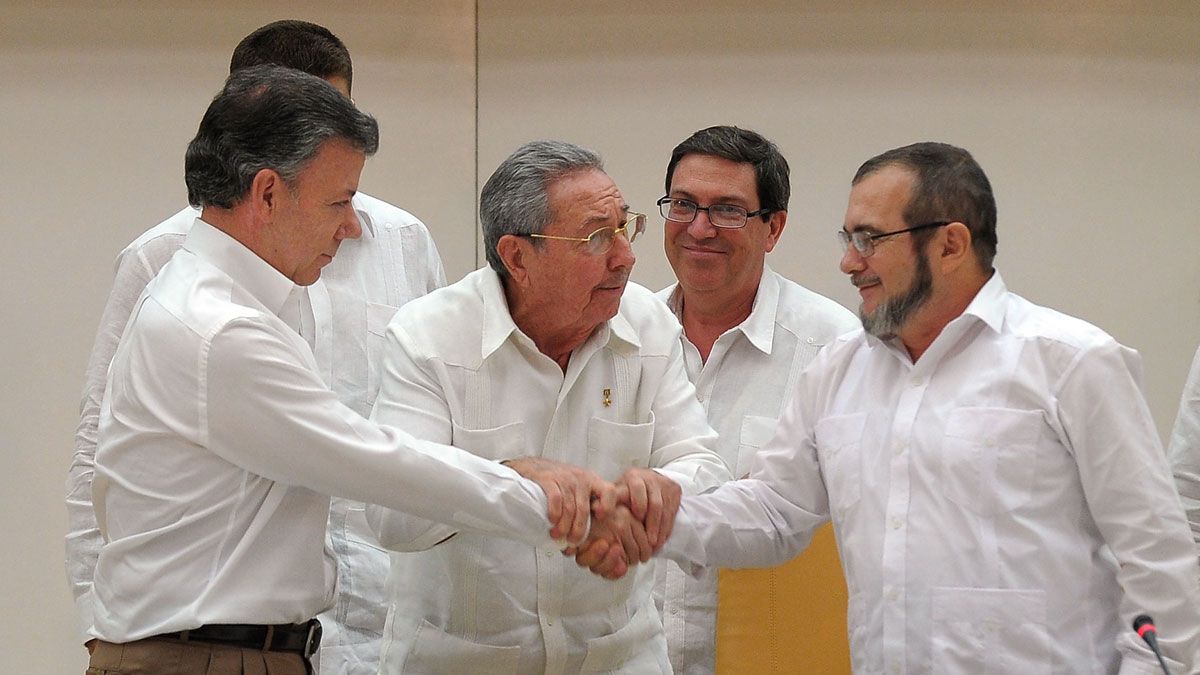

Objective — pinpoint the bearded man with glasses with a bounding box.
[600,141,1200,673]
[365,140,729,674]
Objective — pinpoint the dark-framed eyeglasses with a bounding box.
[657,197,772,230]
[522,212,646,255]
[837,221,951,258]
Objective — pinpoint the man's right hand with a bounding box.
[570,504,652,580]
[503,457,617,545]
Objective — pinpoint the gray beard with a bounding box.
[860,252,933,340]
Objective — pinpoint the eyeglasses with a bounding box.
[837,221,951,258]
[522,212,646,255]
[657,197,772,230]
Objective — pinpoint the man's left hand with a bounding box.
[615,468,682,551]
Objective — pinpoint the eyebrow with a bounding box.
[669,189,752,207]
[845,223,884,235]
[580,204,629,228]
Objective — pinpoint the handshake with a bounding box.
[506,457,681,581]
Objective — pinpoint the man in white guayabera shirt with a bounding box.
[83,68,615,675]
[65,21,446,674]
[653,125,857,674]
[582,141,1200,674]
[366,141,731,674]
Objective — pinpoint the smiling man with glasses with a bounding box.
[653,125,857,674]
[365,140,729,673]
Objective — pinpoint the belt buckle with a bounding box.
[303,620,322,659]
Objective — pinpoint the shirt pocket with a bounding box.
[450,420,525,462]
[814,413,867,516]
[580,602,662,673]
[586,413,655,482]
[333,501,391,633]
[365,301,401,400]
[940,407,1044,516]
[401,619,521,675]
[735,414,779,478]
[930,586,1049,675]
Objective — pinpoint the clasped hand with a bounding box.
[506,458,681,580]
[569,467,683,580]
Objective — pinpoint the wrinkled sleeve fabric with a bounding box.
[660,367,830,576]
[65,237,178,642]
[204,317,555,549]
[1059,339,1200,673]
[646,337,731,493]
[1168,345,1200,555]
[365,321,461,552]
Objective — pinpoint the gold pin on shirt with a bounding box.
[602,388,612,407]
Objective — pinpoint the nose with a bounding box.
[338,209,363,240]
[686,209,718,240]
[608,230,636,271]
[839,242,865,275]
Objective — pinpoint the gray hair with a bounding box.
[480,140,604,277]
[184,64,379,209]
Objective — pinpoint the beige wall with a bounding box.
[2,2,1197,672]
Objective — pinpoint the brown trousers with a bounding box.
[86,638,309,675]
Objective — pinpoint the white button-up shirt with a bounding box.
[663,272,1200,674]
[1169,345,1200,556]
[654,266,857,674]
[67,196,444,671]
[89,220,552,645]
[366,268,731,675]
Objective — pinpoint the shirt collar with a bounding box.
[960,269,1006,333]
[477,267,641,361]
[738,265,780,355]
[184,217,299,319]
[351,194,377,238]
[479,268,521,360]
[861,269,1007,353]
[662,264,778,355]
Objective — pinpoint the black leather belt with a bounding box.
[155,619,322,658]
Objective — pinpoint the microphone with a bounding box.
[1132,614,1173,675]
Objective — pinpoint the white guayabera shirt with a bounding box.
[366,269,731,675]
[654,266,857,675]
[663,273,1200,675]
[67,195,445,673]
[88,221,556,645]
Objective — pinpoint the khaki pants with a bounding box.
[86,637,309,675]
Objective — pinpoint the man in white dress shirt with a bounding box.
[65,21,445,674]
[652,125,856,674]
[84,68,610,675]
[586,141,1200,672]
[366,140,731,673]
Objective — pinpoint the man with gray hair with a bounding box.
[367,140,730,673]
[87,69,607,675]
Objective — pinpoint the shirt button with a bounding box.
[890,517,902,530]
[894,440,906,455]
[910,376,922,387]
[545,550,554,558]
[890,660,902,674]
[886,588,899,602]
